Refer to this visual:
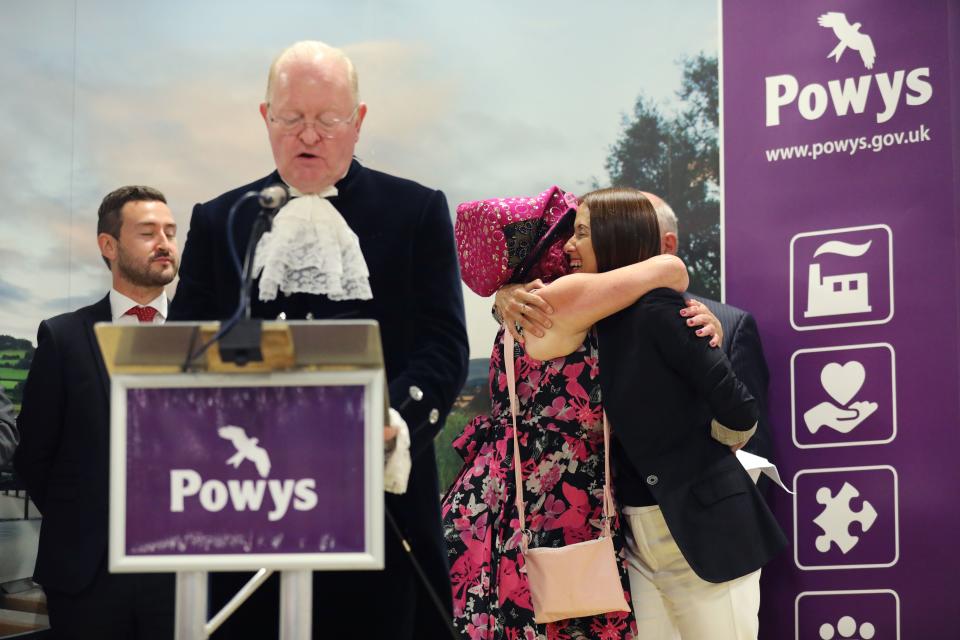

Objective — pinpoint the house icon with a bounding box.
[804,240,873,318]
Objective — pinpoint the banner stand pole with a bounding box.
[174,571,207,640]
[279,570,312,639]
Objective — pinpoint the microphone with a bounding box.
[258,184,289,209]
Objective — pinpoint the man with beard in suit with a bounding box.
[14,185,179,639]
[169,40,468,639]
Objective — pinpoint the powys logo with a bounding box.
[219,425,271,478]
[818,12,875,70]
[765,12,932,126]
[169,425,318,521]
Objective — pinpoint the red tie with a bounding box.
[124,306,159,323]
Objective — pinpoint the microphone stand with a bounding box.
[182,188,286,370]
[215,211,274,365]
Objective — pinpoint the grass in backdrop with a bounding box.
[0,338,35,408]
[434,358,491,494]
[435,409,471,495]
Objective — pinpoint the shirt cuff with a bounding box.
[711,419,757,446]
[384,407,411,495]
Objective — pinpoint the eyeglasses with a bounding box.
[266,104,359,138]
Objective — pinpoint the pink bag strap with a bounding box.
[503,330,527,534]
[503,330,614,548]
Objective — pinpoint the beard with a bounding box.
[116,246,177,288]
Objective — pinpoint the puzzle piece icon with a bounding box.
[813,482,878,554]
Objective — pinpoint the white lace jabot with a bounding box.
[252,185,373,302]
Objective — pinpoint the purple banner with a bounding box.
[124,385,366,555]
[722,0,959,637]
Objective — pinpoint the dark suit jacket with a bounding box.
[690,294,773,459]
[14,295,112,593]
[169,160,469,630]
[0,388,17,467]
[598,289,786,583]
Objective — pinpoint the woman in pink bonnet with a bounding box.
[441,186,716,640]
[486,188,784,640]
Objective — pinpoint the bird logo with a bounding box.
[818,12,876,70]
[218,425,271,478]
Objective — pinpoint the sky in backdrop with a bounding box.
[0,0,717,356]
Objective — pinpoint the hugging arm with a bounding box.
[682,298,724,348]
[499,271,725,349]
[494,279,552,342]
[523,254,688,360]
[725,311,773,457]
[648,294,759,448]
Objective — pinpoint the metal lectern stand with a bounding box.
[96,320,387,640]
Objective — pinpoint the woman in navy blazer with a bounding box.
[523,188,786,639]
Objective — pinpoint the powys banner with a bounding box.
[721,1,959,638]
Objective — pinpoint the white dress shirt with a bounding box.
[109,289,168,324]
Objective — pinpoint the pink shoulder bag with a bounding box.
[503,330,631,624]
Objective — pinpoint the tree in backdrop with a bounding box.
[435,55,722,492]
[604,53,720,299]
[0,336,32,351]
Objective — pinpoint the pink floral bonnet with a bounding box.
[455,186,578,297]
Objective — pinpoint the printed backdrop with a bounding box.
[722,0,959,637]
[5,0,957,635]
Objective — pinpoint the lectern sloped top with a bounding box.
[94,319,385,375]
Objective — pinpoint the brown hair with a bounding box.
[579,188,661,272]
[97,185,167,268]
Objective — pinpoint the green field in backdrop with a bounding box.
[0,368,27,381]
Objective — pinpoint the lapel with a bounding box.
[79,294,113,405]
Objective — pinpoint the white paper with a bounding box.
[736,450,793,494]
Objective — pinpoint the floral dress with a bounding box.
[441,328,637,640]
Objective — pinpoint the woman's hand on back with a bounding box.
[681,298,724,348]
[494,280,554,343]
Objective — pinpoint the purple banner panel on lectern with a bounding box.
[124,385,366,555]
[722,0,960,637]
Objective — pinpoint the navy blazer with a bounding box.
[169,160,469,635]
[14,295,112,593]
[598,289,786,583]
[691,295,773,460]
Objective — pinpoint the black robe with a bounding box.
[170,160,469,638]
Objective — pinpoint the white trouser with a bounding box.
[622,505,761,640]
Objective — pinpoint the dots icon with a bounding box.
[797,590,897,640]
[818,615,876,639]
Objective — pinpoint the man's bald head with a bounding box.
[260,40,367,193]
[640,191,679,255]
[265,40,359,105]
